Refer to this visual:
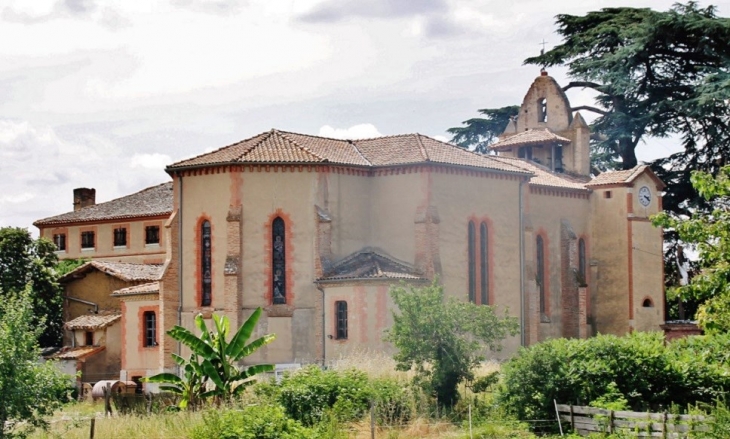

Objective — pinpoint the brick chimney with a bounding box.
[73,188,96,211]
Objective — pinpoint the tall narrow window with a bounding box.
[81,231,95,249]
[85,331,93,346]
[536,236,546,314]
[143,311,156,347]
[201,221,212,307]
[272,217,286,305]
[335,301,348,340]
[538,98,548,122]
[480,222,489,305]
[468,221,476,303]
[113,227,127,247]
[53,234,66,251]
[578,238,587,286]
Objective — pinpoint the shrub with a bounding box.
[190,404,314,439]
[496,332,730,430]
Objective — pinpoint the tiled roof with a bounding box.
[585,165,647,187]
[52,346,105,360]
[491,156,591,191]
[34,182,173,226]
[490,128,571,151]
[167,129,529,175]
[112,282,160,297]
[65,313,121,331]
[59,261,163,283]
[318,249,427,282]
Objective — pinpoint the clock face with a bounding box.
[638,186,652,207]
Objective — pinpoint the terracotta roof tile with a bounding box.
[112,282,160,297]
[52,346,105,360]
[59,261,163,283]
[318,249,427,282]
[490,128,571,151]
[34,182,172,226]
[585,166,647,187]
[167,130,529,175]
[491,156,590,191]
[65,313,121,331]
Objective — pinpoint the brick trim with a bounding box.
[79,225,98,251]
[112,223,132,249]
[137,305,160,351]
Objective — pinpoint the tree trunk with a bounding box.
[619,138,638,169]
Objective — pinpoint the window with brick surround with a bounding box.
[480,222,489,305]
[468,221,476,303]
[143,311,157,347]
[113,227,127,247]
[335,301,348,340]
[536,236,546,315]
[81,231,95,249]
[146,226,160,245]
[201,221,212,307]
[53,234,66,251]
[272,217,286,305]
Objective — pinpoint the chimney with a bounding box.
[73,188,96,211]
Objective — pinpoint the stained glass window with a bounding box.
[335,301,348,340]
[201,221,212,307]
[272,217,286,305]
[537,236,545,314]
[480,222,489,305]
[468,221,476,303]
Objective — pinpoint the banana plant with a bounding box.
[143,307,276,408]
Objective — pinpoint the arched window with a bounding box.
[272,217,286,305]
[468,221,476,303]
[201,221,212,307]
[480,222,489,305]
[538,98,548,123]
[536,236,546,314]
[578,238,587,286]
[642,298,654,308]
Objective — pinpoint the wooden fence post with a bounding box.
[663,411,668,439]
[570,404,574,432]
[370,400,375,439]
[89,417,95,439]
[608,410,614,434]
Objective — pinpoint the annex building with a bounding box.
[35,73,666,387]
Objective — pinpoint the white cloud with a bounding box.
[319,123,382,139]
[0,119,168,231]
[130,153,172,170]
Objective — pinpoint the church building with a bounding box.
[35,73,666,384]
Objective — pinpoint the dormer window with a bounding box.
[518,146,533,160]
[538,98,548,123]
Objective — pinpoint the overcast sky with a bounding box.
[2,0,728,233]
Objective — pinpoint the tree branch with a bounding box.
[562,81,604,92]
[571,105,610,116]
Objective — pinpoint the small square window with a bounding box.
[145,226,160,245]
[113,227,127,247]
[53,234,66,251]
[335,301,348,340]
[604,191,612,199]
[81,231,95,249]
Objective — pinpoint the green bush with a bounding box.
[190,404,314,439]
[271,366,414,427]
[496,332,730,430]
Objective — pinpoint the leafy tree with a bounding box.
[0,288,71,438]
[144,308,276,408]
[55,258,88,277]
[446,106,519,154]
[0,227,62,347]
[653,166,730,333]
[384,280,519,407]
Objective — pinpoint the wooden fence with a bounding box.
[555,403,709,438]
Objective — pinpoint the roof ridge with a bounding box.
[169,131,268,168]
[348,139,373,166]
[274,129,356,144]
[414,134,430,161]
[275,129,328,162]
